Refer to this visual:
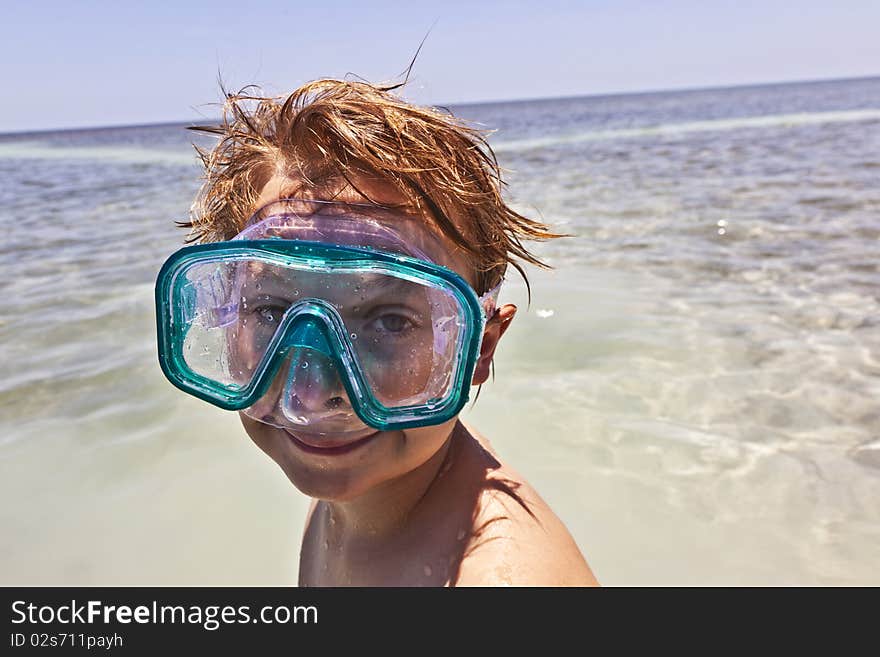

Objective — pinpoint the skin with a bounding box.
[240,171,599,586]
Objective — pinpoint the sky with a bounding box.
[2,0,879,133]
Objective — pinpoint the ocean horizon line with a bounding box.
[2,73,878,138]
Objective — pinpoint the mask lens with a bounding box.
[171,251,469,426]
[177,260,247,388]
[350,283,462,407]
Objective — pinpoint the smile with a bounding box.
[283,428,379,455]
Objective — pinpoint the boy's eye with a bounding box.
[361,305,421,336]
[374,314,412,334]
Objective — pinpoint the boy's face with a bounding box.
[238,172,514,502]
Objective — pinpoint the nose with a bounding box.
[277,313,354,425]
[284,347,349,413]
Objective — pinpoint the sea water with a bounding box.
[1,77,878,584]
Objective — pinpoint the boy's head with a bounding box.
[185,78,559,295]
[180,78,561,500]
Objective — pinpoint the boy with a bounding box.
[157,78,598,586]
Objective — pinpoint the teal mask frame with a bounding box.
[155,239,486,431]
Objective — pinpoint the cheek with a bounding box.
[238,412,280,458]
[356,331,434,403]
[395,418,458,467]
[228,315,276,380]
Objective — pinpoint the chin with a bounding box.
[239,414,392,496]
[281,466,378,502]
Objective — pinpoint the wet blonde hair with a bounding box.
[182,77,564,295]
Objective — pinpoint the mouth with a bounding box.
[282,427,379,455]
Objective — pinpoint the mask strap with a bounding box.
[478,280,503,320]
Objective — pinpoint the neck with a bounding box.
[325,423,460,543]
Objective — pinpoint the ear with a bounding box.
[472,304,517,385]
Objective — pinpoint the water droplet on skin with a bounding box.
[350,333,357,340]
[255,282,262,291]
[329,515,336,526]
[456,529,466,541]
[718,228,726,235]
[424,564,433,577]
[301,361,309,369]
[323,540,329,550]
[293,290,300,296]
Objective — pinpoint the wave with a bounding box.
[0,141,198,166]
[492,109,880,153]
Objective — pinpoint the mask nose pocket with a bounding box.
[282,314,335,354]
[277,311,356,427]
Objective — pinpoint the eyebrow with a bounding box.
[240,271,418,301]
[366,273,413,288]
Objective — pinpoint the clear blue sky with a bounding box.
[2,0,878,132]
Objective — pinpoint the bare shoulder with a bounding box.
[453,424,599,587]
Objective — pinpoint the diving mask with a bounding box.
[155,199,500,435]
